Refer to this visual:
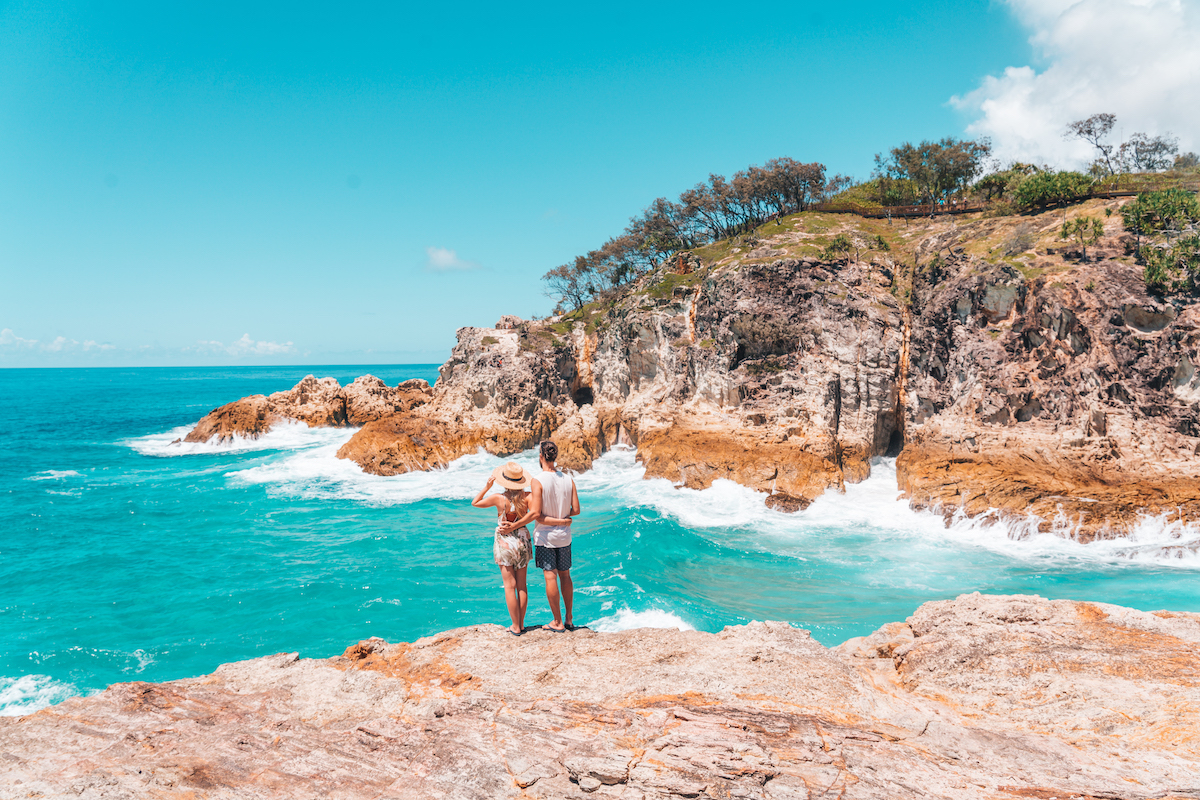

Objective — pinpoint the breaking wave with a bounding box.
[144,422,1200,569]
[0,674,79,717]
[127,420,353,457]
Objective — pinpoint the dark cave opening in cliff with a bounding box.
[573,387,594,406]
[885,429,905,458]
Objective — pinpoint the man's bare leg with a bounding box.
[543,569,565,630]
[499,566,522,634]
[559,570,574,628]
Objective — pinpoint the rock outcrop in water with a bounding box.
[181,200,1200,538]
[181,375,433,444]
[3,594,1199,799]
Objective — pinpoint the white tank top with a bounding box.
[533,469,574,548]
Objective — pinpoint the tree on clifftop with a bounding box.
[1116,132,1179,173]
[873,138,992,206]
[1065,113,1118,176]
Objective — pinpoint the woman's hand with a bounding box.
[472,476,497,508]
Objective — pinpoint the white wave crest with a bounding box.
[228,441,537,505]
[127,420,353,457]
[209,432,1200,569]
[0,675,78,717]
[588,607,695,632]
[584,450,1200,571]
[27,469,82,481]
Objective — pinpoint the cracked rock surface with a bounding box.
[3,594,1198,799]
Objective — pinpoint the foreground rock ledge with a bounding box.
[3,594,1199,800]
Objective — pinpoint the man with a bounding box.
[505,440,579,632]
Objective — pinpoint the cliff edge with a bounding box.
[2,594,1198,799]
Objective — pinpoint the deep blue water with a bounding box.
[2,366,1199,714]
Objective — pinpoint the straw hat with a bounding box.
[492,461,531,490]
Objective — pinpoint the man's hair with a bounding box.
[539,440,558,463]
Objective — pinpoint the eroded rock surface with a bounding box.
[182,375,431,444]
[897,223,1200,540]
[3,594,1199,799]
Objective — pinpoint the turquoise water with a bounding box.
[3,366,1199,715]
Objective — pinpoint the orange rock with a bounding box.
[635,419,846,505]
[182,395,275,444]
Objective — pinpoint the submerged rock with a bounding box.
[3,594,1198,798]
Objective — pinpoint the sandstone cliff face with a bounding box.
[596,256,905,506]
[3,594,1198,799]
[335,326,579,473]
[897,211,1200,539]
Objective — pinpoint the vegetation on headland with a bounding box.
[542,112,1199,312]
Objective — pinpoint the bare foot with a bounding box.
[546,621,566,631]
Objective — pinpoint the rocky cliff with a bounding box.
[182,199,1200,538]
[3,594,1198,799]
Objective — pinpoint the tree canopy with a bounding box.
[542,157,848,311]
[872,137,992,206]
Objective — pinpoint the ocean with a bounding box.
[3,365,1199,716]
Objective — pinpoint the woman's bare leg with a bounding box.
[499,566,521,634]
[515,565,528,631]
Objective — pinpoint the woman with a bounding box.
[471,461,533,635]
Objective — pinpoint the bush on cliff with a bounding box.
[1121,189,1200,236]
[1142,235,1200,295]
[1013,171,1095,209]
[1123,190,1200,295]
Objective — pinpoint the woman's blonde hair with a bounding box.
[504,487,528,516]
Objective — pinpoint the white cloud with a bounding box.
[425,246,480,271]
[953,0,1200,167]
[43,336,77,352]
[0,328,116,355]
[0,328,38,348]
[195,334,294,357]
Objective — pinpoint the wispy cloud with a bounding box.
[0,328,115,353]
[194,334,295,357]
[953,0,1200,167]
[0,328,38,349]
[425,246,481,271]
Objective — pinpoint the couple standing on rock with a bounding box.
[471,440,581,636]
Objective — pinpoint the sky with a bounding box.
[2,0,1197,368]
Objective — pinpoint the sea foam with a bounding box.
[26,469,82,481]
[153,420,1200,570]
[588,607,695,632]
[127,420,350,458]
[0,674,79,717]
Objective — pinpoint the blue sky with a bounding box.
[2,0,1194,367]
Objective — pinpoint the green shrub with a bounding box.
[1121,189,1200,235]
[1142,234,1200,294]
[822,233,852,261]
[1013,171,1094,209]
[1059,217,1105,259]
